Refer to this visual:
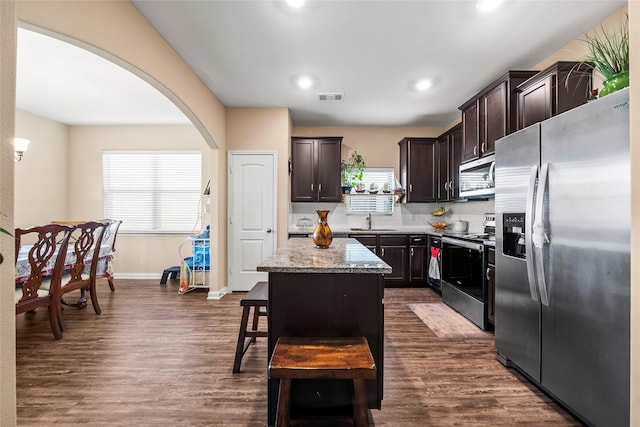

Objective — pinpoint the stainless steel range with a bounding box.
[440,213,495,330]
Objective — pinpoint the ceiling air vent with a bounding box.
[318,93,344,101]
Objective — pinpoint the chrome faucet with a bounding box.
[365,213,372,230]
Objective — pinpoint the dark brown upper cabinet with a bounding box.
[517,61,592,130]
[436,124,463,202]
[460,71,538,162]
[290,137,342,202]
[398,137,436,203]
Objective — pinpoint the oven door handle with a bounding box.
[525,165,540,302]
[442,237,484,252]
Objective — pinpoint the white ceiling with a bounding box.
[17,0,625,128]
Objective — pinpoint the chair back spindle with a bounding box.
[14,224,73,339]
[59,221,108,328]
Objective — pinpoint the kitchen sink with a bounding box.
[349,228,397,232]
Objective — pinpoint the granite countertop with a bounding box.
[288,225,434,235]
[288,226,496,246]
[257,237,392,274]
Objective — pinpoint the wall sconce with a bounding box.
[14,137,30,162]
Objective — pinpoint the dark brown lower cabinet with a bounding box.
[350,234,427,287]
[409,235,427,282]
[379,236,407,284]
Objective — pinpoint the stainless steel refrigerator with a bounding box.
[494,87,629,427]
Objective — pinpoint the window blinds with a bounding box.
[344,168,395,214]
[103,150,202,234]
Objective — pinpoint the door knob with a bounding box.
[266,228,272,233]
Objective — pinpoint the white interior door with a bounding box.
[228,152,276,291]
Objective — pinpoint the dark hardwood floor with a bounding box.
[15,279,582,426]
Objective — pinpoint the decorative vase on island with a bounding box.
[599,70,629,97]
[313,209,333,248]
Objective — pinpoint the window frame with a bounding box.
[344,167,396,215]
[102,150,203,235]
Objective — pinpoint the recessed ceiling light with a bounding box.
[286,0,305,8]
[414,79,433,92]
[295,75,315,90]
[477,0,503,12]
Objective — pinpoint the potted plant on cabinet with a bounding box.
[340,151,366,194]
[571,13,629,98]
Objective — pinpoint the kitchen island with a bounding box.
[257,237,391,426]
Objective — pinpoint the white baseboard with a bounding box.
[207,287,229,300]
[110,275,229,299]
[113,273,160,280]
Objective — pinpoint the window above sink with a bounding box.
[344,168,396,215]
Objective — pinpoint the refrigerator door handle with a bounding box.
[533,162,550,306]
[488,161,496,186]
[525,165,540,302]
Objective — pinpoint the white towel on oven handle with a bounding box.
[428,246,440,280]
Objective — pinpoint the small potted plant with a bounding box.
[340,151,366,194]
[570,13,629,98]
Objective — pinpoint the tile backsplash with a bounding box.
[290,199,494,233]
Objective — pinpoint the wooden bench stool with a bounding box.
[160,266,180,284]
[268,336,377,427]
[232,281,268,373]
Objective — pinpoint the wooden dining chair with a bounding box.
[14,224,74,340]
[58,221,108,331]
[100,218,122,291]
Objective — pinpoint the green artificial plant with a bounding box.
[340,151,366,187]
[569,13,629,97]
[583,14,629,80]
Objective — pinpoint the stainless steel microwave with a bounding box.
[459,154,495,199]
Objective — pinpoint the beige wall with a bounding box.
[292,126,445,178]
[226,107,292,247]
[14,109,68,227]
[0,2,16,424]
[67,125,210,275]
[13,111,212,277]
[16,0,228,294]
[533,5,629,85]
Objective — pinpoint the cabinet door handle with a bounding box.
[409,184,413,192]
[381,248,385,256]
[449,181,454,192]
[444,182,449,191]
[411,247,414,257]
[486,267,491,281]
[473,146,477,156]
[481,142,486,153]
[318,183,322,193]
[311,184,314,192]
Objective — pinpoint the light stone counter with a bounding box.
[288,225,434,235]
[257,237,391,274]
[287,226,496,246]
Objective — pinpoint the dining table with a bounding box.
[15,242,113,285]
